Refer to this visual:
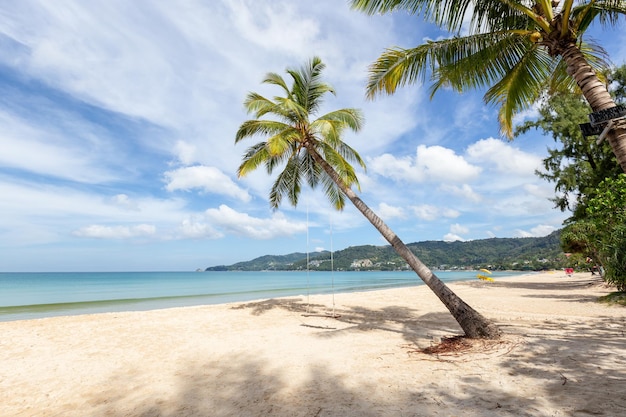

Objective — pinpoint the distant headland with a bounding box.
[206,230,565,272]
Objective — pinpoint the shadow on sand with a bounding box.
[90,289,626,417]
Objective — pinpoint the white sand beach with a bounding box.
[1,271,625,417]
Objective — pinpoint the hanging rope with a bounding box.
[329,210,337,318]
[302,197,339,320]
[305,194,311,313]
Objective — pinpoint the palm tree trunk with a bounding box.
[305,143,501,339]
[561,44,626,173]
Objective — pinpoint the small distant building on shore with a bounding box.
[351,259,373,269]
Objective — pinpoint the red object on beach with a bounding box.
[565,268,574,276]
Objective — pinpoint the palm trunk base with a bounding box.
[454,304,502,339]
[424,277,502,339]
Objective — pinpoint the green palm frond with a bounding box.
[317,108,364,131]
[320,171,346,210]
[333,141,367,170]
[243,93,279,118]
[274,96,309,124]
[269,155,301,209]
[572,1,626,32]
[351,0,543,33]
[578,39,611,70]
[548,58,579,95]
[288,57,335,115]
[366,31,544,101]
[266,129,299,156]
[235,120,291,143]
[235,57,366,210]
[429,32,540,96]
[262,72,291,97]
[237,142,270,178]
[465,0,539,33]
[318,142,361,190]
[300,151,321,189]
[350,0,421,14]
[312,119,343,151]
[312,109,363,154]
[484,45,556,137]
[365,46,430,98]
[264,145,292,175]
[425,0,539,33]
[312,122,366,170]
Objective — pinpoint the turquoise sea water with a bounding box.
[0,270,526,322]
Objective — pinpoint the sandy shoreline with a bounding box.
[1,271,625,416]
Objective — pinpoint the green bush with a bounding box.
[586,175,626,291]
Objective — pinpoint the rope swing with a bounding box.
[303,195,339,319]
[328,211,339,318]
[305,195,311,314]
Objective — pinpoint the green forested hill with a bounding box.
[206,230,566,271]
[205,252,311,271]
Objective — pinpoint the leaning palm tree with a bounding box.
[236,57,501,339]
[350,0,626,172]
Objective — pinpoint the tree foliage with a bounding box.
[563,175,626,291]
[607,64,626,102]
[585,175,626,290]
[516,91,621,220]
[519,65,626,289]
[236,57,365,211]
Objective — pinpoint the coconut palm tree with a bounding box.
[350,0,626,172]
[236,57,501,339]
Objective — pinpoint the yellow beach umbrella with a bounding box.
[477,268,494,282]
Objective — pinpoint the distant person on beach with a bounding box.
[586,257,599,275]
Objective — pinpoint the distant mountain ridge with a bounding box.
[206,230,565,271]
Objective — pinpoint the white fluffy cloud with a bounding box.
[440,184,482,203]
[204,204,307,239]
[514,224,556,238]
[108,194,140,211]
[73,224,156,239]
[369,144,482,183]
[443,233,465,242]
[492,186,556,217]
[228,1,320,58]
[177,217,223,239]
[443,223,469,242]
[450,223,469,235]
[466,138,541,176]
[377,202,406,220]
[164,166,251,202]
[411,205,460,221]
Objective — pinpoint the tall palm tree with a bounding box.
[236,57,501,339]
[350,0,626,172]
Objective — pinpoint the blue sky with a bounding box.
[1,1,625,272]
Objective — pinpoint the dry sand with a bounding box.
[1,271,625,417]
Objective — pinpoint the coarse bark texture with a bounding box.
[306,142,502,339]
[560,43,626,173]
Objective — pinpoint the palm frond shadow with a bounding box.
[234,297,461,344]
